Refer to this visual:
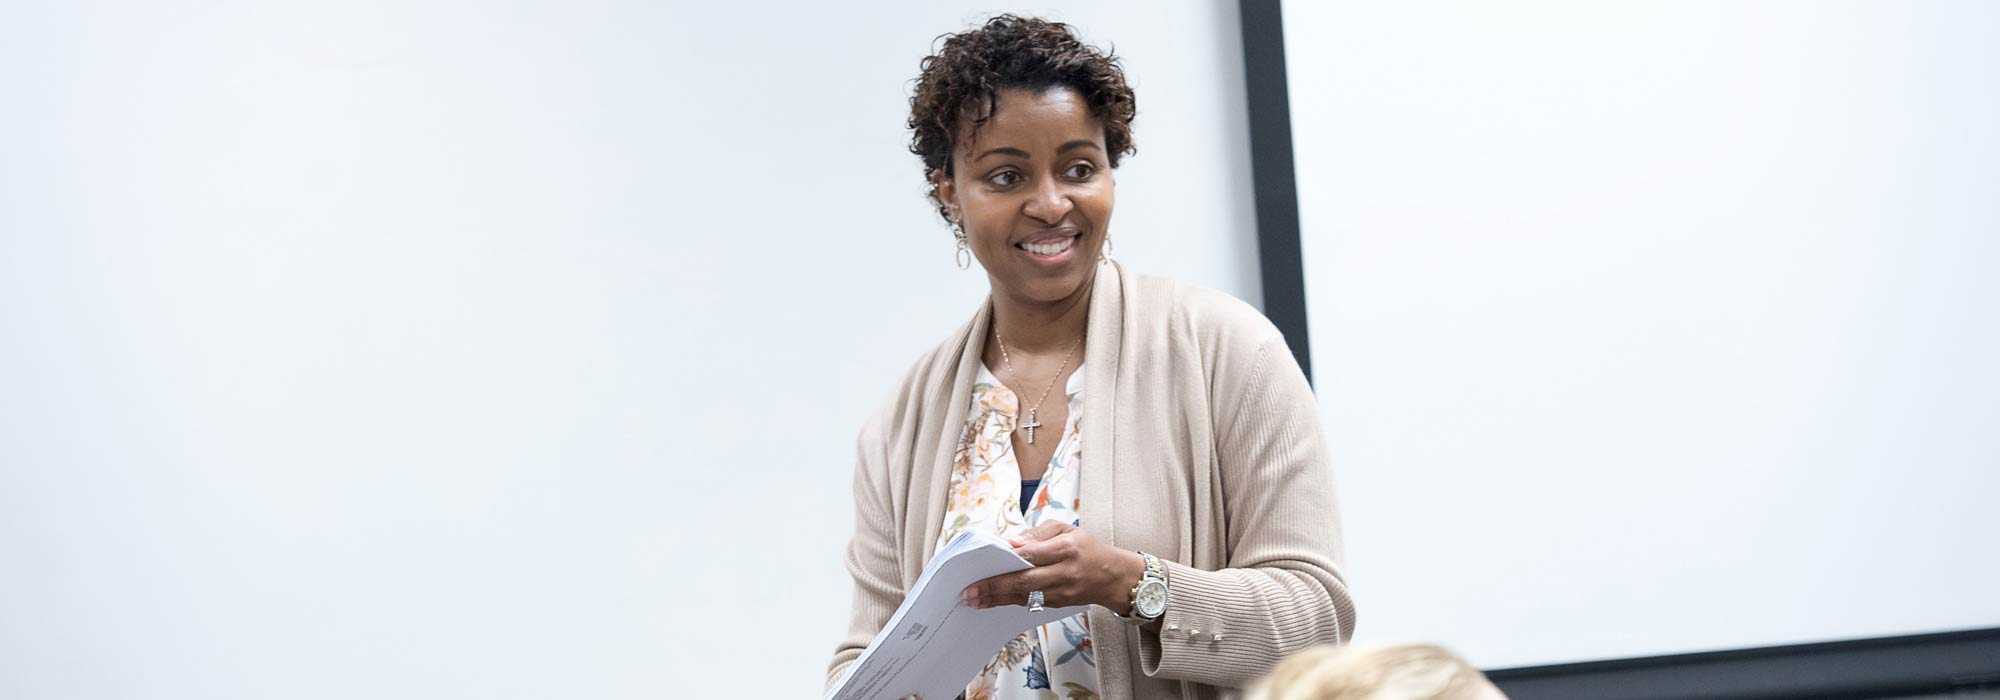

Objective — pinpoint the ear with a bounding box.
[931,168,958,221]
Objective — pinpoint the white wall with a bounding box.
[1285,0,2000,669]
[0,2,1258,696]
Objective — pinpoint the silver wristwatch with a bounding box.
[1124,551,1169,624]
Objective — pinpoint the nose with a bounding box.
[1022,177,1074,225]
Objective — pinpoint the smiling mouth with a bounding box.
[1016,233,1081,257]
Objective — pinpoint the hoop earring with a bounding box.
[1099,234,1114,265]
[953,221,972,270]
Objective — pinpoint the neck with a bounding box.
[990,272,1094,354]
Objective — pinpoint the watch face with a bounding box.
[1135,580,1168,618]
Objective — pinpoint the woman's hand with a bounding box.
[961,521,1147,612]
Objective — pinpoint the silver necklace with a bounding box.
[996,330,1083,445]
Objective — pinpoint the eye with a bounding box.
[986,170,1022,188]
[1064,162,1097,180]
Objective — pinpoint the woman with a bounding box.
[829,15,1355,698]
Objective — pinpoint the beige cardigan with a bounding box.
[829,262,1355,698]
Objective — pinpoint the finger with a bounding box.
[1008,520,1073,547]
[1013,530,1082,568]
[962,566,1065,609]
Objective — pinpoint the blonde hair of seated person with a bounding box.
[1243,643,1507,700]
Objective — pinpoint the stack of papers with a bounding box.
[827,529,1088,699]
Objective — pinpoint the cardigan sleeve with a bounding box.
[1136,334,1357,687]
[825,417,904,690]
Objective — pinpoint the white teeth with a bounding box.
[1021,237,1076,256]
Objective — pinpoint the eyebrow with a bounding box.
[974,146,1031,162]
[973,140,1105,162]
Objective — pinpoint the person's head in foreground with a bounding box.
[1245,643,1508,700]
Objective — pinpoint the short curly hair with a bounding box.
[908,14,1138,224]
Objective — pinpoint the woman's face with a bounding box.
[935,86,1115,307]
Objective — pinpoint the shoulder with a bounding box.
[859,310,979,445]
[1128,272,1287,366]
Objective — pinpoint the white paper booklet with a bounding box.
[826,529,1089,700]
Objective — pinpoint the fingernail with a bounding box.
[961,589,976,605]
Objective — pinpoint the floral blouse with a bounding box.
[937,362,1098,700]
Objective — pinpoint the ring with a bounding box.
[1027,590,1045,612]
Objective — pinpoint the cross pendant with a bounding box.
[1022,408,1041,445]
